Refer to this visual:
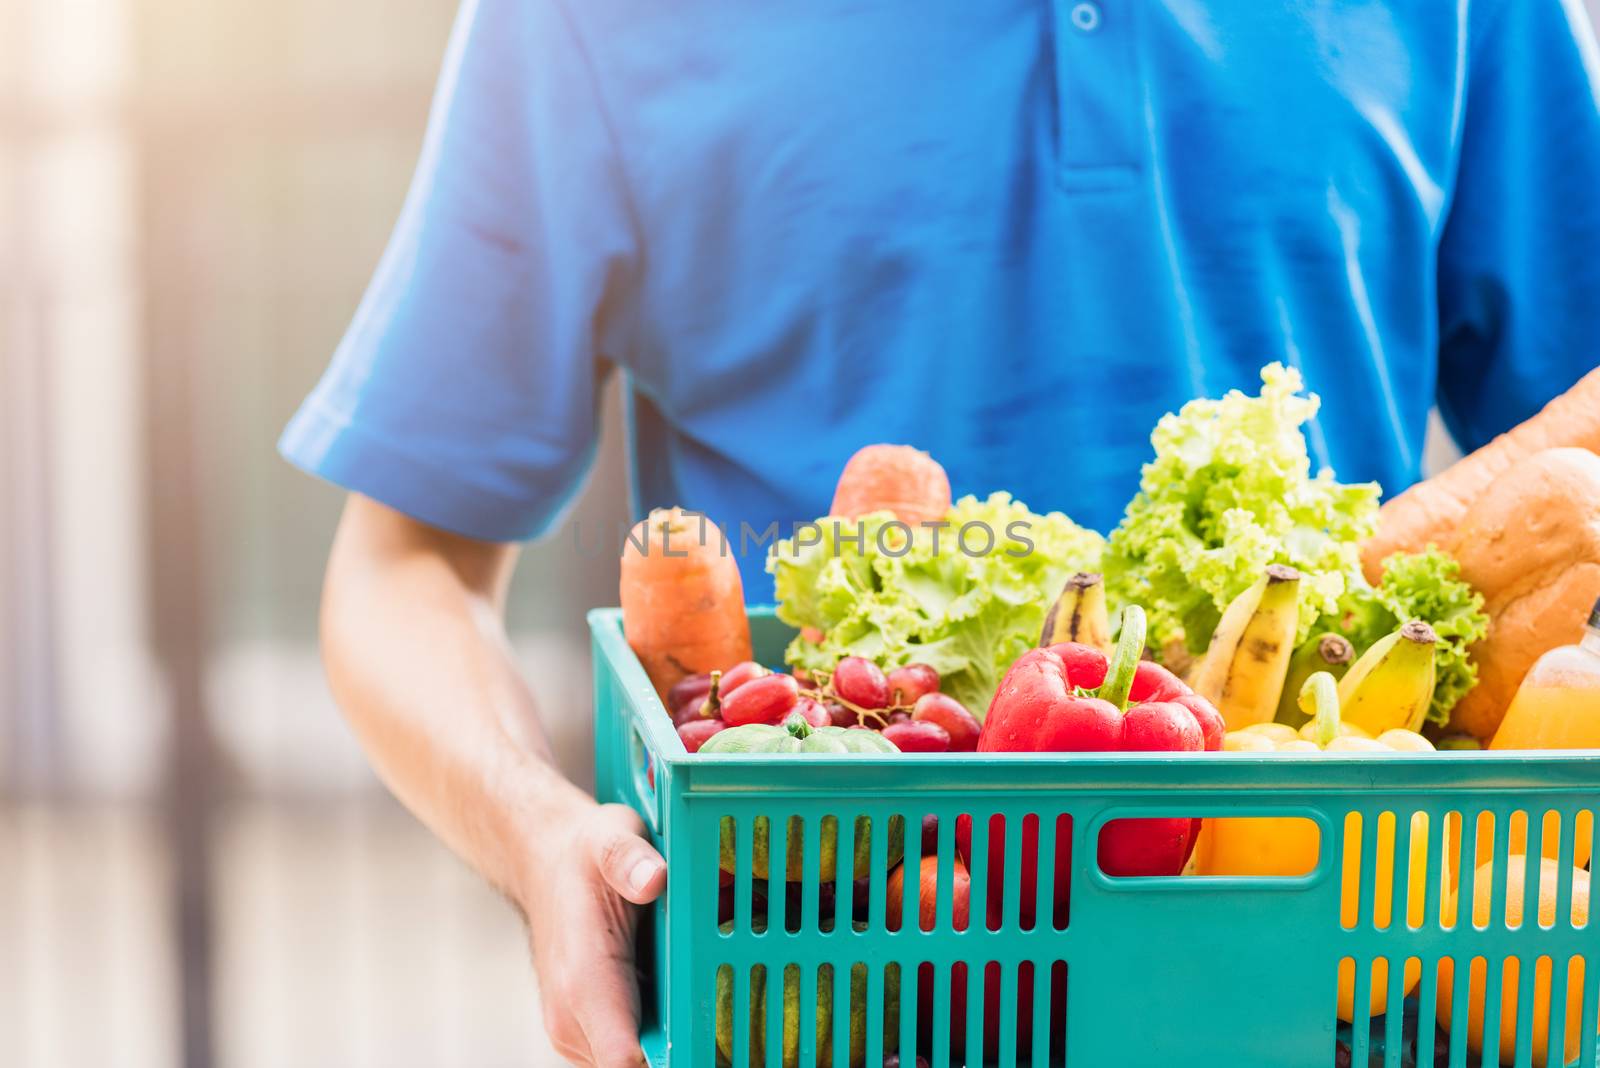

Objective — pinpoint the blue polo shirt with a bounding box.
[282,0,1600,600]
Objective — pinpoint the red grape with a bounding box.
[886,663,940,705]
[832,656,891,709]
[677,718,727,753]
[826,701,858,728]
[673,696,711,726]
[667,672,713,713]
[888,710,912,725]
[721,673,799,726]
[882,720,950,752]
[911,693,981,752]
[794,697,830,729]
[719,661,770,694]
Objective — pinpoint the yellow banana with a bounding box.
[1336,620,1438,735]
[1190,565,1303,730]
[1275,632,1355,727]
[1039,571,1113,654]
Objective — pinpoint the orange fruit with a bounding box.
[1438,858,1591,1068]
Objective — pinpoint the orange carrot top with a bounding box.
[620,507,752,705]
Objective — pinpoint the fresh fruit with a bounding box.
[794,697,831,729]
[668,672,714,715]
[721,673,801,727]
[882,720,950,752]
[1199,672,1431,1021]
[981,607,1206,876]
[826,701,857,728]
[1038,571,1113,653]
[886,663,940,705]
[910,693,981,751]
[719,660,771,695]
[677,718,727,753]
[1336,620,1437,734]
[1275,633,1354,727]
[621,506,752,703]
[832,656,892,710]
[1438,858,1592,1068]
[1189,564,1303,730]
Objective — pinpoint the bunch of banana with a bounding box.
[1275,632,1355,727]
[1336,620,1438,734]
[1039,571,1113,653]
[1189,564,1302,730]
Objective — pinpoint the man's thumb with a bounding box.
[594,816,667,905]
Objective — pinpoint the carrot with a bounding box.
[1362,365,1600,583]
[829,444,952,524]
[621,507,752,706]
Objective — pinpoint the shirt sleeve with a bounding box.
[279,0,636,542]
[1434,0,1600,452]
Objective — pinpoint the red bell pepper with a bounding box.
[977,605,1222,876]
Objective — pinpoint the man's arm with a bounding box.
[321,493,663,1068]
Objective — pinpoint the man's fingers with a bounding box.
[573,942,649,1068]
[592,808,667,905]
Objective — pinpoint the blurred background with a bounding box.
[2,2,1598,1066]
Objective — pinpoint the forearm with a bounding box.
[319,497,588,904]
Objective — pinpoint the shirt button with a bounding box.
[1070,1,1102,33]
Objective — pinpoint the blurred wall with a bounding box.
[2,0,630,801]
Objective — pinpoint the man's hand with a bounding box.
[521,802,666,1068]
[320,496,667,1065]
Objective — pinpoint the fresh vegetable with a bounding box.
[771,493,1104,716]
[1335,620,1437,735]
[715,960,880,1068]
[1103,363,1380,656]
[699,712,899,755]
[979,606,1219,876]
[1361,364,1600,583]
[1038,571,1113,653]
[1432,448,1600,738]
[1274,632,1353,727]
[1199,673,1433,1022]
[829,443,952,525]
[621,507,752,705]
[1189,565,1302,730]
[1335,547,1487,727]
[886,856,977,1057]
[1438,858,1592,1068]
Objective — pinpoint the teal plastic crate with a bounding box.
[591,607,1600,1068]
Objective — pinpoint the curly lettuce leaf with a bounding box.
[1336,547,1488,727]
[768,493,1104,717]
[1103,363,1381,653]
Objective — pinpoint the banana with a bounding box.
[1039,571,1113,653]
[1336,620,1438,735]
[1190,564,1302,730]
[1275,632,1355,727]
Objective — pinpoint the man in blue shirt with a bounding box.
[283,2,1600,1063]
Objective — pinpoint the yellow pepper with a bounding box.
[1196,673,1435,1022]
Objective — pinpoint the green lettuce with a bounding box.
[1103,363,1382,654]
[1335,547,1488,727]
[768,493,1104,717]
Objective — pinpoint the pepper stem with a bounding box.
[1098,605,1146,712]
[783,712,813,740]
[1299,671,1342,748]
